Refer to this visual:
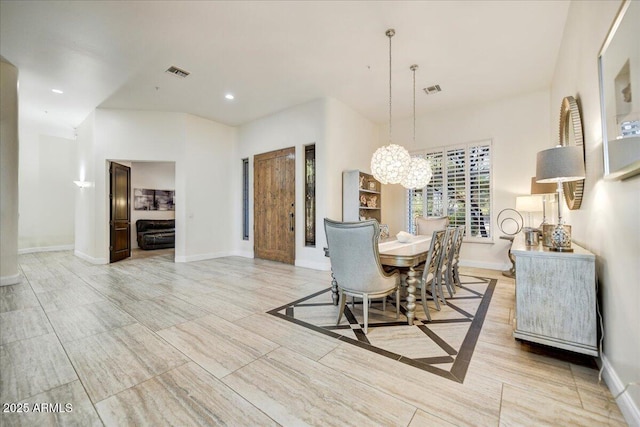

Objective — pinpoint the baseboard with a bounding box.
[73,250,108,265]
[459,259,511,271]
[0,273,21,286]
[228,250,254,259]
[18,244,74,254]
[175,251,234,263]
[295,259,331,271]
[600,353,640,426]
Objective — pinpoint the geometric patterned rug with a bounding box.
[268,275,496,383]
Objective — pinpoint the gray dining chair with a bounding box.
[324,218,400,334]
[415,216,449,236]
[433,227,456,309]
[416,229,446,321]
[448,225,465,292]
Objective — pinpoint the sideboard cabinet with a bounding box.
[512,234,598,356]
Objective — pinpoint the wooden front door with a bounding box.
[109,162,131,263]
[254,147,295,264]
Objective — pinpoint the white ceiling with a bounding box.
[0,1,570,132]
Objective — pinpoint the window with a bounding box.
[304,144,316,247]
[407,140,492,242]
[242,158,249,240]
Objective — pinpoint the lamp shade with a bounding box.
[530,177,556,195]
[401,157,432,189]
[371,143,411,184]
[516,195,543,213]
[536,146,585,183]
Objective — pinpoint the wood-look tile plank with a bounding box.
[318,343,502,426]
[28,275,89,294]
[63,323,188,403]
[0,307,53,345]
[96,362,276,426]
[121,295,209,331]
[1,333,77,402]
[85,279,168,307]
[47,301,137,342]
[467,342,583,407]
[157,314,279,378]
[409,409,458,426]
[179,292,256,322]
[223,346,417,427]
[235,313,340,361]
[36,285,106,313]
[500,383,627,426]
[0,286,41,313]
[1,380,102,427]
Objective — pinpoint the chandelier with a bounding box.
[401,64,432,189]
[371,29,411,185]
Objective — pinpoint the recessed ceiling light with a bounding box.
[225,94,235,100]
[51,89,63,94]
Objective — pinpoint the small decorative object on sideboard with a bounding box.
[360,195,367,206]
[367,195,377,208]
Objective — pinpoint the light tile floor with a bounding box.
[0,250,627,426]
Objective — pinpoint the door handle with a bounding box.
[290,212,294,231]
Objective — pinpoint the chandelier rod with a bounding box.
[386,29,395,145]
[411,64,418,145]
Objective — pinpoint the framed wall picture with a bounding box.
[598,0,640,180]
[134,188,175,211]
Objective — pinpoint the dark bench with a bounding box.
[136,219,175,250]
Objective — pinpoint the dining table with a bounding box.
[324,234,432,326]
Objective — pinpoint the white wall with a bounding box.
[18,121,77,252]
[130,162,175,249]
[236,97,378,270]
[380,90,551,270]
[551,1,639,423]
[75,108,236,264]
[182,114,237,261]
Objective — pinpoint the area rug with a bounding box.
[268,275,496,383]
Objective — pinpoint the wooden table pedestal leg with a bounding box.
[331,272,339,306]
[406,268,417,325]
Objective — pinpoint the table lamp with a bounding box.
[515,195,543,229]
[530,176,557,247]
[515,195,543,246]
[536,146,585,251]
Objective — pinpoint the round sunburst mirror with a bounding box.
[559,96,585,210]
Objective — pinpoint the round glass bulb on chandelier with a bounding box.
[371,143,411,184]
[401,157,432,189]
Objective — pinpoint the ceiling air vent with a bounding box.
[423,84,442,95]
[165,66,190,78]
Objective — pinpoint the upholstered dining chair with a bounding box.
[448,225,465,292]
[415,229,446,321]
[415,216,449,236]
[433,227,456,309]
[324,218,400,334]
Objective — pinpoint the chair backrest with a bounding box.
[450,225,465,266]
[324,218,393,293]
[438,227,456,273]
[415,216,449,236]
[421,229,446,282]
